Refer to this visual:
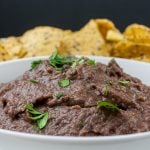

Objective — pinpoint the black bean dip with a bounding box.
[0,53,150,136]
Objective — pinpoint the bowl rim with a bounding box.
[0,55,149,65]
[0,128,150,143]
[0,55,150,143]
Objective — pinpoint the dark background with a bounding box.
[0,0,149,37]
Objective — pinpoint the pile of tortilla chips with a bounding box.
[1,19,150,62]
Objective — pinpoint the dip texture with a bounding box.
[0,55,150,136]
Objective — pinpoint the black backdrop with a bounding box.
[0,0,150,37]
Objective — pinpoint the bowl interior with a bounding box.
[0,56,150,143]
[0,56,150,85]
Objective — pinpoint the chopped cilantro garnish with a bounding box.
[78,58,85,64]
[37,112,49,129]
[87,59,96,65]
[49,51,86,70]
[29,79,38,83]
[102,85,109,96]
[56,92,64,99]
[119,80,130,86]
[108,80,112,85]
[71,57,85,69]
[97,101,120,112]
[26,103,49,129]
[30,60,42,70]
[71,62,78,69]
[102,81,113,96]
[58,79,70,88]
[49,51,76,71]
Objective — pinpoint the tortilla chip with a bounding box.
[106,30,124,42]
[1,19,150,63]
[133,55,150,62]
[19,26,72,57]
[110,24,150,61]
[0,44,8,61]
[95,19,122,55]
[112,40,150,58]
[95,19,119,39]
[124,24,150,44]
[0,37,27,60]
[60,20,110,56]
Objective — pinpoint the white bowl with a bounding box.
[0,56,150,150]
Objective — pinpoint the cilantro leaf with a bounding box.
[49,51,76,70]
[56,92,64,99]
[29,79,38,83]
[87,59,96,65]
[71,61,78,69]
[97,101,120,112]
[26,103,49,129]
[37,112,49,129]
[107,80,112,85]
[71,57,85,69]
[102,85,109,96]
[26,103,41,115]
[119,80,130,86]
[58,79,70,88]
[30,60,42,70]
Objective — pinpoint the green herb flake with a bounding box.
[29,79,38,83]
[102,85,109,96]
[49,51,86,70]
[87,59,96,65]
[30,60,42,70]
[26,103,49,129]
[49,51,76,71]
[78,58,85,64]
[26,103,41,115]
[71,62,77,69]
[97,101,120,112]
[37,112,49,129]
[119,80,130,86]
[56,92,64,99]
[29,113,46,120]
[71,58,85,69]
[108,80,112,85]
[58,79,70,88]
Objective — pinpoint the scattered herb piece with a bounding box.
[102,85,109,96]
[26,103,41,115]
[49,51,76,71]
[87,59,96,65]
[108,80,112,85]
[71,58,85,69]
[49,51,87,70]
[56,92,64,99]
[71,62,78,69]
[37,112,49,129]
[30,60,42,70]
[97,101,120,112]
[26,103,49,129]
[58,79,70,88]
[119,80,130,86]
[29,79,38,83]
[102,81,113,96]
[78,58,85,64]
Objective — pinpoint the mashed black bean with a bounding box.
[0,57,150,136]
